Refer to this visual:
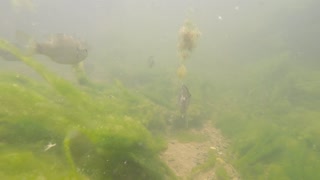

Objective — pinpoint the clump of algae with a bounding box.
[176,64,187,80]
[178,19,201,61]
[0,39,176,179]
[176,19,201,80]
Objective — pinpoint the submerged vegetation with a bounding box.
[1,17,320,179]
[208,52,320,179]
[2,0,320,179]
[0,39,176,179]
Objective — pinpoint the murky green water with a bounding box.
[1,0,320,179]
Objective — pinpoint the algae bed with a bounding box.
[0,39,177,179]
[1,23,320,180]
[206,53,320,179]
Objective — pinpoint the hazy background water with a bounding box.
[1,0,319,81]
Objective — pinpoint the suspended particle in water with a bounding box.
[44,142,56,151]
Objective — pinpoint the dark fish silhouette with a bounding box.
[15,31,88,65]
[178,84,191,116]
[34,33,88,65]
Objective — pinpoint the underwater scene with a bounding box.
[1,0,320,179]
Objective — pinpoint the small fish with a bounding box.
[178,84,191,115]
[148,55,155,68]
[34,34,88,65]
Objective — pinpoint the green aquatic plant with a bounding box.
[188,149,217,179]
[209,53,320,179]
[0,150,89,179]
[215,164,229,180]
[0,39,90,106]
[0,39,176,179]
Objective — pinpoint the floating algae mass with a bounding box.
[176,64,187,80]
[0,39,176,179]
[177,19,201,61]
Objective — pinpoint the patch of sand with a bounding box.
[161,122,241,180]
